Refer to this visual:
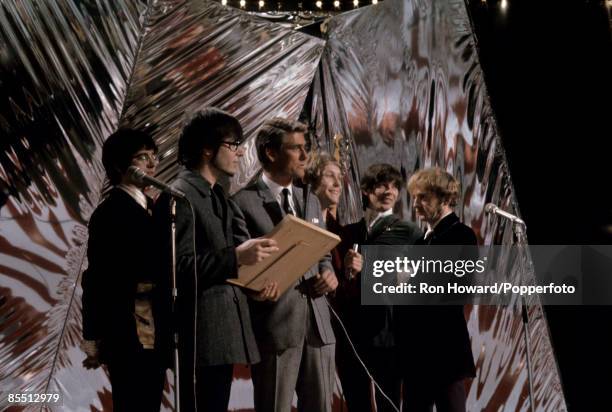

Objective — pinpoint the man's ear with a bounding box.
[202,148,213,161]
[265,146,277,164]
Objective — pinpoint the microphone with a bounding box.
[347,243,359,280]
[484,203,525,226]
[127,166,185,199]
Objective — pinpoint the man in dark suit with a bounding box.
[341,163,422,412]
[231,118,338,412]
[154,108,279,412]
[81,128,167,411]
[398,166,477,412]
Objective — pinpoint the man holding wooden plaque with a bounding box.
[232,118,338,412]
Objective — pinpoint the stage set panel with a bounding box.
[0,0,565,411]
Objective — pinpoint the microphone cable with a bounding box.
[324,298,400,412]
[189,200,198,412]
[170,195,199,412]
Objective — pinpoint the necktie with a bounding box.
[281,188,294,216]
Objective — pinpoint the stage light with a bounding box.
[372,0,378,4]
[315,0,322,8]
[221,0,227,5]
[353,0,359,7]
[239,0,246,7]
[333,0,340,7]
[500,0,508,10]
[258,0,264,8]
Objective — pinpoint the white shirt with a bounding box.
[365,208,394,234]
[117,184,148,210]
[262,172,296,214]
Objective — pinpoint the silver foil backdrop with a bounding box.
[310,0,565,410]
[0,0,147,411]
[0,0,566,411]
[119,0,325,194]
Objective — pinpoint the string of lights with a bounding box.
[217,0,382,11]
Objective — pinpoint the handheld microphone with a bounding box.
[127,166,185,199]
[484,203,526,227]
[347,243,359,280]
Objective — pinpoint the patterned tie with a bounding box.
[281,188,294,216]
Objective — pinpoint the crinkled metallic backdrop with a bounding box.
[0,0,565,411]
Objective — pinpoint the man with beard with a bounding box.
[232,118,338,412]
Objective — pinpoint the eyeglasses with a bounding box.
[132,153,158,163]
[221,140,244,152]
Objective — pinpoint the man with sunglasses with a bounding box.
[81,128,167,411]
[154,108,279,412]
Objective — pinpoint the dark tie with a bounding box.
[211,185,226,219]
[281,188,294,216]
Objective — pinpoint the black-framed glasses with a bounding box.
[221,140,244,152]
[132,153,158,163]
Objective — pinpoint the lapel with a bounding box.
[428,212,459,245]
[293,185,304,219]
[178,168,230,238]
[256,177,284,226]
[178,168,212,198]
[368,214,400,242]
[112,188,150,219]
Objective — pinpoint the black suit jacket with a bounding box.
[81,188,162,361]
[395,212,477,383]
[336,214,422,346]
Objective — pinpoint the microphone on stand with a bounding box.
[127,166,185,199]
[484,203,526,227]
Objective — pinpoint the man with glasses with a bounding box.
[154,108,279,412]
[81,128,167,411]
[232,118,338,412]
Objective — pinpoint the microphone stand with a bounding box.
[514,222,535,412]
[170,198,181,412]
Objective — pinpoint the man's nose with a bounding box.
[236,146,245,156]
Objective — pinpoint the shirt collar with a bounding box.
[427,210,454,233]
[365,208,393,232]
[117,184,148,210]
[262,172,293,204]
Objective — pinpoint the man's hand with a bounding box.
[236,238,279,266]
[249,280,280,302]
[344,249,363,279]
[312,269,338,297]
[81,340,101,370]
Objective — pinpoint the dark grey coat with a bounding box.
[231,177,336,352]
[154,168,259,367]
